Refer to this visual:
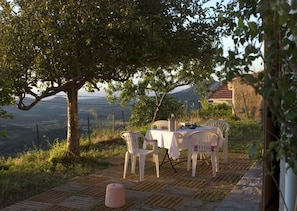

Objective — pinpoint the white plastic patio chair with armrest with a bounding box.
[203,119,230,162]
[187,130,219,177]
[151,120,168,130]
[120,131,159,182]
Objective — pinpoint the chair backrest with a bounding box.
[120,131,143,154]
[151,120,168,130]
[203,120,230,139]
[175,132,187,149]
[188,131,219,153]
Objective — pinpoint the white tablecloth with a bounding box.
[145,126,225,159]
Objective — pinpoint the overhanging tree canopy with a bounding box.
[105,1,220,122]
[0,0,219,156]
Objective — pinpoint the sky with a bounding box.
[221,36,264,72]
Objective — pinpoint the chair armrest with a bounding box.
[144,138,158,152]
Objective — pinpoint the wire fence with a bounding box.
[0,111,128,158]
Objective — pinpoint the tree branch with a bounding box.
[17,76,87,110]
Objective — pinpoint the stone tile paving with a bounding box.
[215,162,262,211]
[1,152,261,211]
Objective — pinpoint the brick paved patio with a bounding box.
[1,152,261,211]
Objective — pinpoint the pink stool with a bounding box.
[105,183,126,208]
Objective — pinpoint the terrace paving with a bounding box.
[1,152,262,211]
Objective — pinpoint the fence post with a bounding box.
[112,113,115,131]
[36,124,40,152]
[121,109,125,128]
[88,116,91,148]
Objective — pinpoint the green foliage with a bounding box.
[0,151,68,207]
[228,120,263,154]
[105,0,221,122]
[0,0,220,108]
[1,0,222,156]
[196,98,232,121]
[129,96,184,126]
[216,0,297,173]
[0,0,224,156]
[0,75,15,136]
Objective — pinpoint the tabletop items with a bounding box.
[179,122,199,129]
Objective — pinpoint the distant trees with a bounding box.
[129,96,184,127]
[0,0,221,157]
[106,62,217,122]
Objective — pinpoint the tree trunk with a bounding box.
[152,93,167,122]
[261,101,280,210]
[260,8,280,210]
[66,87,80,157]
[152,106,160,122]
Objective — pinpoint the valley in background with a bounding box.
[0,86,203,158]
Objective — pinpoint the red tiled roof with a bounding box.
[208,84,232,99]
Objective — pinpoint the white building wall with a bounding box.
[279,159,297,211]
[279,159,286,211]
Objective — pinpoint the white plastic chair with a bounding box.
[175,132,187,150]
[120,131,159,182]
[151,120,168,130]
[187,130,219,177]
[203,119,230,162]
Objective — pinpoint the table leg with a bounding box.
[159,149,177,173]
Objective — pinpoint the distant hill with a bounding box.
[1,84,213,126]
[0,82,219,157]
[170,80,220,110]
[170,86,200,109]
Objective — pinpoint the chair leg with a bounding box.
[191,153,198,177]
[131,155,136,174]
[187,150,191,171]
[123,152,129,179]
[215,148,219,172]
[154,154,159,178]
[199,153,205,160]
[139,155,146,181]
[215,154,219,172]
[224,141,228,163]
[211,152,216,177]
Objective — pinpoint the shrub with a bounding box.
[196,100,232,121]
[129,96,184,126]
